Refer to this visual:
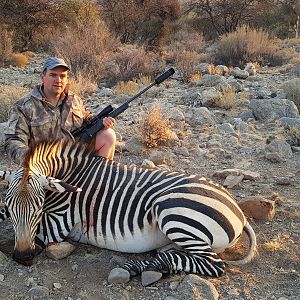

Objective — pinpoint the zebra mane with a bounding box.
[22,139,98,179]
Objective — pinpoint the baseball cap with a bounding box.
[42,57,70,72]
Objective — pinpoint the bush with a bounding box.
[163,22,205,53]
[68,73,98,97]
[215,86,238,109]
[52,19,118,83]
[0,26,13,66]
[103,45,165,87]
[214,26,282,66]
[282,78,300,111]
[174,50,199,82]
[138,105,175,148]
[10,53,28,67]
[0,85,29,122]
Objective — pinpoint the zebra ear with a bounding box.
[39,176,82,193]
[0,170,15,183]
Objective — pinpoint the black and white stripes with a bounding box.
[0,140,256,280]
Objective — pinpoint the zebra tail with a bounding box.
[226,221,257,266]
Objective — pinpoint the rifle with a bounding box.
[72,68,175,143]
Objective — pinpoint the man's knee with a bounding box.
[95,128,116,147]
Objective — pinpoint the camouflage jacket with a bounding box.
[4,85,90,165]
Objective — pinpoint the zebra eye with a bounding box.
[0,208,6,214]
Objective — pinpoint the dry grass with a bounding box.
[262,234,293,252]
[189,71,202,81]
[0,85,30,122]
[215,86,238,109]
[214,25,283,66]
[290,54,300,64]
[135,75,152,87]
[113,81,140,96]
[24,51,36,58]
[105,45,164,87]
[283,38,300,46]
[68,73,98,97]
[138,105,175,148]
[10,53,28,67]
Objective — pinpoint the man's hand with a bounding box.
[102,116,116,129]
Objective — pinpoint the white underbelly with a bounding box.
[68,223,171,253]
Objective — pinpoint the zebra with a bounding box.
[0,139,256,285]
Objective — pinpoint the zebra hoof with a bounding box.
[141,271,162,286]
[108,268,130,284]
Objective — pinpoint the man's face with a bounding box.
[41,66,68,96]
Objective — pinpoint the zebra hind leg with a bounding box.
[108,241,225,286]
[140,239,226,286]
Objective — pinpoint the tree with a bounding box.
[187,0,270,37]
[99,0,180,45]
[0,0,64,50]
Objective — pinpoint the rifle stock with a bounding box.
[72,68,175,142]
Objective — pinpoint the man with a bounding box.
[5,57,116,164]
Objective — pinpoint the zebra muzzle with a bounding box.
[12,249,35,266]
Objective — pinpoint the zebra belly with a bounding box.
[68,223,171,253]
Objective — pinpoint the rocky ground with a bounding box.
[0,54,299,300]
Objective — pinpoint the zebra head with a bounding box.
[0,168,81,266]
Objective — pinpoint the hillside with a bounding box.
[0,53,300,300]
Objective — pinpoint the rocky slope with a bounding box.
[0,53,299,300]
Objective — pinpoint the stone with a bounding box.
[45,241,76,260]
[213,168,241,178]
[239,197,276,220]
[0,251,11,267]
[178,274,219,300]
[249,98,299,121]
[185,107,217,127]
[241,170,260,180]
[223,174,244,188]
[278,117,300,128]
[265,140,293,161]
[27,286,50,297]
[230,68,249,79]
[141,159,156,169]
[108,268,131,284]
[141,271,162,286]
[148,151,176,165]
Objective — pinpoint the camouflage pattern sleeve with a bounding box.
[4,105,30,165]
